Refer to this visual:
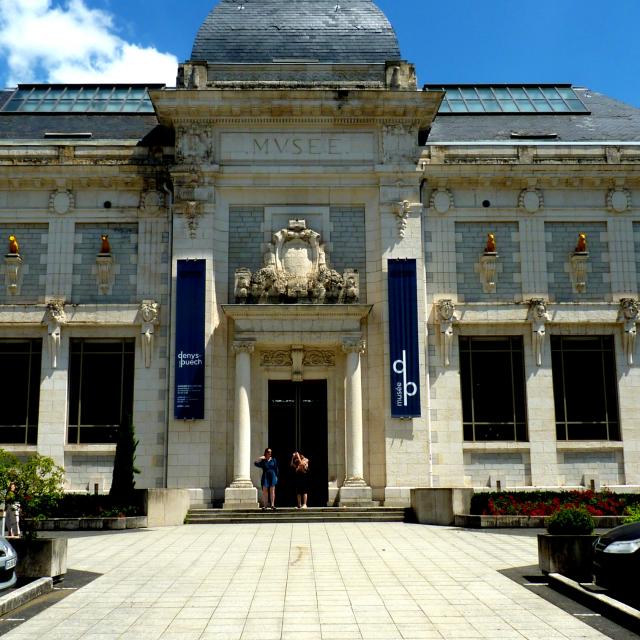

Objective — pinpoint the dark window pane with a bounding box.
[460,336,527,442]
[551,336,619,441]
[0,340,42,443]
[68,339,135,444]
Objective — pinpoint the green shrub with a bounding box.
[624,504,640,524]
[547,506,595,535]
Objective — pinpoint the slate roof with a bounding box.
[191,0,400,64]
[0,113,166,142]
[427,88,640,143]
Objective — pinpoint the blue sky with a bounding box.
[0,0,638,107]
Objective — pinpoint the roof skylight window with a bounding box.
[425,85,590,115]
[1,85,163,114]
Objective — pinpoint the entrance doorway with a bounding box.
[268,380,328,507]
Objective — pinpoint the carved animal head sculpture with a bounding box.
[484,233,497,254]
[100,234,111,254]
[8,235,19,254]
[575,233,587,253]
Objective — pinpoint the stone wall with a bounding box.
[329,206,367,303]
[72,223,138,304]
[558,451,624,486]
[227,206,264,302]
[546,222,610,302]
[464,452,532,488]
[0,224,48,303]
[455,222,521,302]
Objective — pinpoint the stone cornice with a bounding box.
[150,88,442,129]
[0,304,146,326]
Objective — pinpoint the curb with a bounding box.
[0,578,53,617]
[548,573,640,632]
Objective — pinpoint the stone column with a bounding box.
[340,338,373,506]
[224,340,258,509]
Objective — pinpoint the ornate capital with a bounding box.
[45,299,66,327]
[391,200,421,238]
[342,339,366,355]
[436,299,456,323]
[233,341,255,355]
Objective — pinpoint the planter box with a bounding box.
[12,537,68,580]
[538,533,597,583]
[26,516,147,531]
[456,514,627,529]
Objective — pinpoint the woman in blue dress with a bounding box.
[255,448,279,510]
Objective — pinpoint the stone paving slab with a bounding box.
[1,524,610,639]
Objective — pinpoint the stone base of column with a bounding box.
[338,481,373,507]
[223,482,259,510]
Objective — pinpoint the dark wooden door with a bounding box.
[268,380,328,507]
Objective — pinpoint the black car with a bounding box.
[593,522,640,597]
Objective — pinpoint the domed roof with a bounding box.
[191,0,401,65]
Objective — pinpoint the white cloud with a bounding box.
[0,0,178,86]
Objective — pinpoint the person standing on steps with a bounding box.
[291,451,310,509]
[255,448,279,510]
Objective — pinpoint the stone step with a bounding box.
[185,507,409,525]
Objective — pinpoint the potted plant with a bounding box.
[538,505,596,582]
[2,452,68,580]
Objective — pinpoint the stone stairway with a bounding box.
[185,506,410,525]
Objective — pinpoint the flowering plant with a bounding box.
[471,490,639,517]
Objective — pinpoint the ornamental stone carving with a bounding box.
[139,189,165,215]
[140,300,160,368]
[235,220,359,304]
[436,299,456,367]
[176,201,202,239]
[519,188,544,213]
[260,350,293,367]
[49,189,75,215]
[176,126,215,164]
[260,348,336,370]
[620,298,639,365]
[342,339,367,355]
[529,299,550,366]
[607,188,631,213]
[391,200,421,238]
[44,299,66,369]
[429,188,454,214]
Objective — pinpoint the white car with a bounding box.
[0,538,17,590]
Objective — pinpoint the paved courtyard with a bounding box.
[2,523,612,639]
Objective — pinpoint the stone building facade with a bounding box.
[0,0,639,507]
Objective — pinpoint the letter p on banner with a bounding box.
[388,260,421,418]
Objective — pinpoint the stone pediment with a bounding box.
[235,220,359,305]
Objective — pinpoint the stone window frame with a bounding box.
[0,338,42,445]
[551,334,621,442]
[67,338,135,445]
[459,335,528,443]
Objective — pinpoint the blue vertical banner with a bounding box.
[388,259,421,418]
[175,260,206,420]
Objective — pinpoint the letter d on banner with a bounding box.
[388,260,421,418]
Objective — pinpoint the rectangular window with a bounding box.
[0,340,41,444]
[460,336,528,442]
[68,339,135,444]
[551,336,620,440]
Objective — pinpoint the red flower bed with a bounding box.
[472,490,637,517]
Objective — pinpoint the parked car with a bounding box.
[593,522,640,597]
[0,538,17,590]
